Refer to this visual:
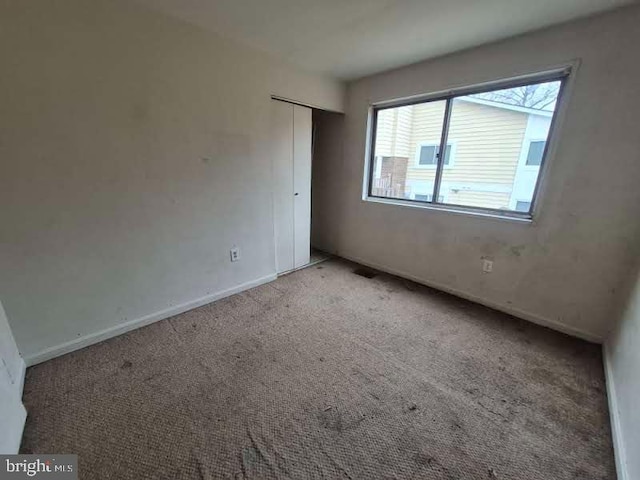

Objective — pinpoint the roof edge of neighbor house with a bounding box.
[457,96,554,117]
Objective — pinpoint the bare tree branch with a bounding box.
[472,82,560,110]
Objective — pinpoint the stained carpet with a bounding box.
[21,258,615,479]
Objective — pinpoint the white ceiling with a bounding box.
[134,0,636,80]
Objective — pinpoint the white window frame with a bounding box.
[415,141,456,169]
[364,64,576,221]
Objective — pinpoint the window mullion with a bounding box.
[432,97,453,203]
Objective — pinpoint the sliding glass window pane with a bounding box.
[371,100,446,202]
[439,80,561,211]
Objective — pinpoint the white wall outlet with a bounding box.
[482,259,493,273]
[230,247,240,262]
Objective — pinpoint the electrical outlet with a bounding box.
[482,259,493,273]
[230,247,240,262]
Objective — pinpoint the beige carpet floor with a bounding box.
[21,258,615,479]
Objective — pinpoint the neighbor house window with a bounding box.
[367,69,569,218]
[418,143,452,167]
[525,140,546,166]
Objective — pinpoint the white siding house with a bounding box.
[373,97,552,211]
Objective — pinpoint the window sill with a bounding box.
[363,196,534,224]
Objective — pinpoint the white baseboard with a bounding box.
[603,343,628,480]
[337,252,603,343]
[24,274,277,366]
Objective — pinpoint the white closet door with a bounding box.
[272,101,295,274]
[0,301,26,454]
[293,104,312,269]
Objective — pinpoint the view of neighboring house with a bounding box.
[372,96,553,212]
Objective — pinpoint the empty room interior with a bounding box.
[2,0,640,478]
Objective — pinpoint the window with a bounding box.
[415,194,444,202]
[526,140,546,166]
[367,70,568,218]
[418,143,452,167]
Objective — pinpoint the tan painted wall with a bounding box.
[316,5,640,341]
[0,0,344,362]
